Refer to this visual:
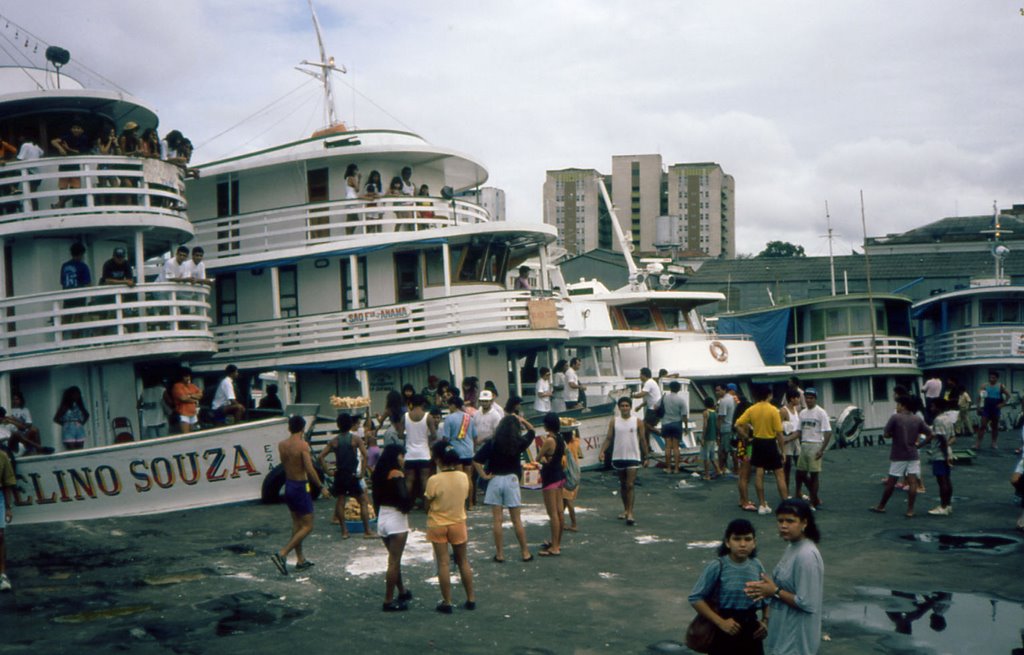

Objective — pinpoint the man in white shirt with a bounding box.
[15,133,44,210]
[921,374,943,424]
[472,390,504,449]
[794,387,832,509]
[181,247,212,286]
[632,367,662,449]
[566,358,586,409]
[158,246,189,283]
[212,364,246,424]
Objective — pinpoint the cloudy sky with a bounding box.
[4,1,1022,256]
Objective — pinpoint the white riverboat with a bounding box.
[720,292,920,431]
[0,53,328,523]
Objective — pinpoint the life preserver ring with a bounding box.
[709,340,729,362]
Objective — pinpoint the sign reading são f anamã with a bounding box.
[10,419,290,525]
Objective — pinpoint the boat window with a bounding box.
[886,304,911,337]
[833,378,852,403]
[621,307,656,330]
[451,239,512,284]
[339,256,368,309]
[826,308,847,337]
[306,168,330,240]
[594,346,617,376]
[215,273,237,325]
[872,376,889,402]
[279,266,298,318]
[947,301,969,330]
[660,308,684,330]
[849,307,872,335]
[1001,300,1021,323]
[808,309,825,341]
[424,248,445,286]
[216,178,240,252]
[394,252,421,302]
[457,240,489,281]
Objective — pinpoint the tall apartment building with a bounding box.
[456,186,506,221]
[543,156,734,258]
[542,168,612,255]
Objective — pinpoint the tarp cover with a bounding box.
[716,308,790,366]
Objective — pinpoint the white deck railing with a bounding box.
[917,327,1024,367]
[192,196,490,260]
[0,155,187,228]
[211,290,562,361]
[0,283,212,359]
[786,335,917,371]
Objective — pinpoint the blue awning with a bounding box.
[717,308,790,366]
[287,346,455,371]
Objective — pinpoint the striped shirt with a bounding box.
[688,556,766,610]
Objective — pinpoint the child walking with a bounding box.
[688,518,769,654]
[925,398,957,516]
[562,427,582,532]
[425,440,476,613]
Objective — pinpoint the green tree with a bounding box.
[758,241,806,258]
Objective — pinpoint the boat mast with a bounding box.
[597,177,639,278]
[297,0,347,128]
[824,200,836,296]
[860,190,879,369]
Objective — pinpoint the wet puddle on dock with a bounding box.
[828,586,1024,654]
[893,530,1024,554]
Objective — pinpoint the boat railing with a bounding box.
[191,196,490,259]
[917,327,1024,367]
[786,335,917,371]
[0,283,212,363]
[0,155,188,229]
[706,332,754,342]
[211,289,563,361]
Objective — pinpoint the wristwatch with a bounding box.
[771,586,782,599]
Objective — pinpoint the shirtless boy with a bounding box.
[271,415,329,575]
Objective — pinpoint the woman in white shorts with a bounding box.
[371,444,415,612]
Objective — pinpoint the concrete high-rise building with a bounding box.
[456,186,506,221]
[542,168,611,255]
[543,156,735,258]
[667,162,735,259]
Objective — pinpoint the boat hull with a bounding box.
[9,417,304,525]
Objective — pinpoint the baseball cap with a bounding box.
[478,390,494,401]
[726,383,738,392]
[113,247,126,258]
[804,387,818,396]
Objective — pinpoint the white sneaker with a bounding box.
[927,506,950,516]
[757,505,772,515]
[0,574,11,591]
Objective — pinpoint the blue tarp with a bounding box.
[716,308,790,366]
[287,346,454,371]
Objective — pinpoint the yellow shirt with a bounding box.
[425,469,469,527]
[735,401,783,439]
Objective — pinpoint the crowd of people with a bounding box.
[1,118,197,213]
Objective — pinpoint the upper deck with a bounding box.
[913,283,1024,369]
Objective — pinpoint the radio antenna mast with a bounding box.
[297,0,347,128]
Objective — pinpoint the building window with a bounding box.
[833,378,852,404]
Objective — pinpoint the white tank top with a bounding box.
[782,406,801,456]
[405,413,431,461]
[612,414,641,461]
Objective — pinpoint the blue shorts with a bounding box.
[661,422,683,440]
[284,479,313,516]
[331,472,363,498]
[932,461,952,477]
[484,473,522,508]
[982,400,1001,420]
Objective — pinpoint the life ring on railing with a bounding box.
[709,340,729,363]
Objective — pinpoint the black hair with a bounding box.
[344,163,359,178]
[774,498,821,543]
[288,415,306,434]
[755,384,773,401]
[785,389,801,401]
[336,413,355,433]
[703,397,716,409]
[266,384,278,395]
[401,383,415,397]
[504,395,522,414]
[668,380,681,393]
[492,415,525,461]
[225,364,238,375]
[432,439,460,466]
[371,444,406,499]
[409,394,427,408]
[191,246,204,255]
[447,395,464,410]
[717,518,757,557]
[553,360,568,374]
[176,245,189,255]
[70,242,86,256]
[543,412,561,433]
[384,390,405,424]
[539,366,550,378]
[640,367,652,378]
[617,396,633,407]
